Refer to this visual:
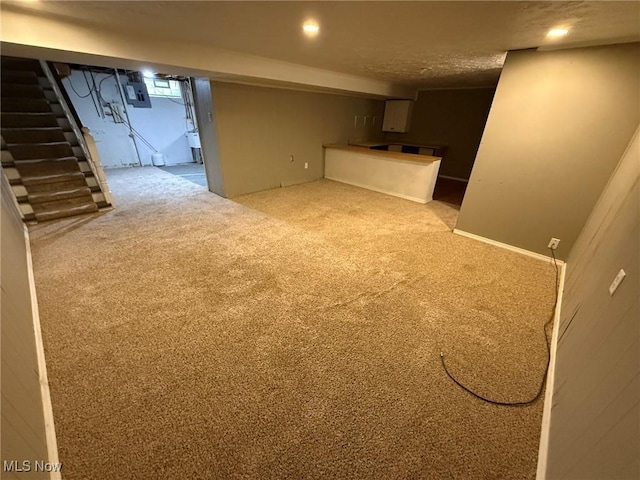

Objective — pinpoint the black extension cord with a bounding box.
[439,248,560,406]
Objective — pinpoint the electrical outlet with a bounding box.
[304,162,308,169]
[548,238,561,250]
[609,269,626,296]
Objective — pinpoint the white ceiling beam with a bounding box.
[0,7,414,99]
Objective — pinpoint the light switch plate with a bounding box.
[609,269,626,296]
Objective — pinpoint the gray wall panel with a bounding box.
[456,43,640,259]
[546,127,639,479]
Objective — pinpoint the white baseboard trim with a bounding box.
[536,261,566,479]
[452,226,565,478]
[438,175,469,183]
[24,224,61,480]
[325,176,429,204]
[453,229,565,265]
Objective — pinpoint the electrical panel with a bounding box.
[124,82,152,108]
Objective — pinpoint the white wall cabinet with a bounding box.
[381,99,413,133]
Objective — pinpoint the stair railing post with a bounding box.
[81,127,115,207]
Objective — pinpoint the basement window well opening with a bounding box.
[143,76,182,98]
[59,64,208,188]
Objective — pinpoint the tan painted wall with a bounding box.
[211,82,385,198]
[456,43,640,259]
[384,88,495,180]
[545,126,639,479]
[1,179,50,478]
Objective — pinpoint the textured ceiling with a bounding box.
[4,1,640,88]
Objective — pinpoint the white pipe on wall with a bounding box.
[113,69,143,166]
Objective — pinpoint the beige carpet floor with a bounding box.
[30,167,557,479]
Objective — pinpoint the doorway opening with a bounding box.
[432,177,468,208]
[59,63,206,185]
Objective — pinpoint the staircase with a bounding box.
[1,56,111,222]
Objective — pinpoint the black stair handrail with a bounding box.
[45,61,85,131]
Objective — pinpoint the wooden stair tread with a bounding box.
[1,127,66,144]
[33,201,99,222]
[29,186,92,204]
[1,75,41,86]
[1,59,44,76]
[14,157,83,177]
[7,157,78,168]
[1,112,60,128]
[21,171,87,186]
[1,84,46,98]
[24,177,89,194]
[6,141,70,146]
[7,142,74,160]
[1,70,38,78]
[1,98,53,113]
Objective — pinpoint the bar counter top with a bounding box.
[323,144,441,164]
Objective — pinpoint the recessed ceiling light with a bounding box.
[303,20,320,37]
[547,28,569,38]
[142,70,155,77]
